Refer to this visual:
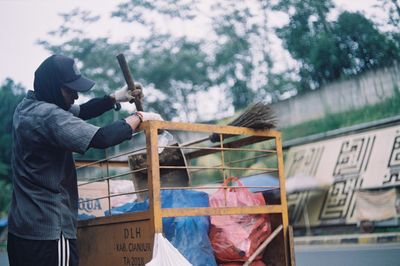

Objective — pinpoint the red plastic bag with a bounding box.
[209,177,271,263]
[220,260,266,266]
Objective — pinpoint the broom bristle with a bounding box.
[210,102,277,142]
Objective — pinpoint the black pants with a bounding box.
[7,232,78,266]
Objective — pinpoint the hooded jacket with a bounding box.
[34,55,69,110]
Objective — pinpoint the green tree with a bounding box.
[0,79,25,180]
[112,0,212,120]
[40,6,211,121]
[275,0,400,91]
[132,36,210,121]
[275,0,339,90]
[0,180,12,217]
[208,0,294,108]
[210,2,256,109]
[112,0,199,22]
[43,1,290,118]
[334,11,400,74]
[0,78,25,215]
[376,0,400,30]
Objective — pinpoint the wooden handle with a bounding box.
[243,225,283,266]
[116,53,143,111]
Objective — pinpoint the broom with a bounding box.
[209,101,277,142]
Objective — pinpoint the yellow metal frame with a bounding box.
[140,121,287,231]
[77,121,291,266]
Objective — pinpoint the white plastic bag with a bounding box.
[146,233,193,266]
[158,130,174,154]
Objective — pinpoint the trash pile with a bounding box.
[104,177,272,266]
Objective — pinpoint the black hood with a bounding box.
[34,55,68,110]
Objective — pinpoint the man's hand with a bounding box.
[136,111,164,122]
[125,111,163,131]
[125,113,141,131]
[111,83,144,103]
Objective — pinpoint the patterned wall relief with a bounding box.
[333,137,375,180]
[286,147,324,177]
[384,133,400,186]
[288,191,309,224]
[286,146,324,225]
[319,177,363,221]
[320,136,375,221]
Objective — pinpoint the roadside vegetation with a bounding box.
[281,86,400,141]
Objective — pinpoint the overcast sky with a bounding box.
[0,0,384,90]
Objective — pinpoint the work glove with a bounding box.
[112,83,144,103]
[125,111,163,130]
[136,111,164,122]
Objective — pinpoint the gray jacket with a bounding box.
[8,91,99,240]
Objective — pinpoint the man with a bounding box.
[7,54,162,266]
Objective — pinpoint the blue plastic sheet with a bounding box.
[77,213,96,220]
[0,217,7,227]
[104,199,149,215]
[106,190,217,266]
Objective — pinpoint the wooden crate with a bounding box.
[77,121,294,266]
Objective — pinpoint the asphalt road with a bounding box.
[295,243,400,266]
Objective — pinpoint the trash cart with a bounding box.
[77,121,295,266]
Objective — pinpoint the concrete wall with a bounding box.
[272,63,400,127]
